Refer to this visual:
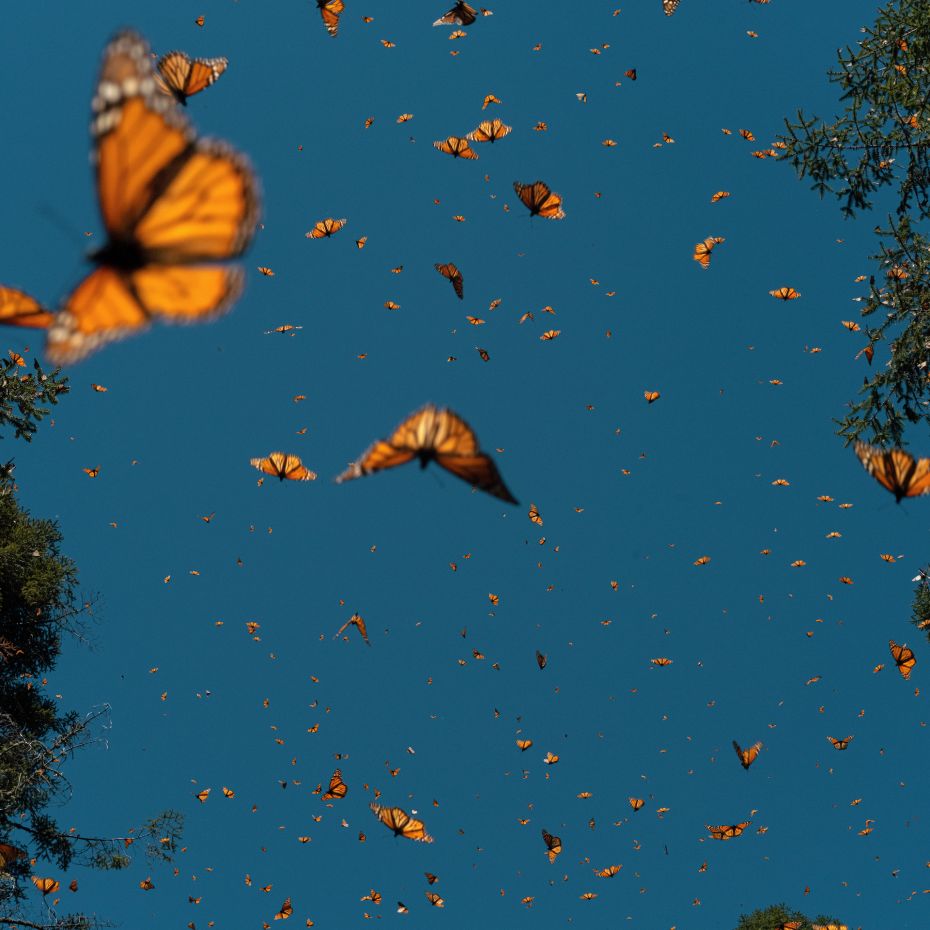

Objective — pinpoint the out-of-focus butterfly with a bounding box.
[732,740,762,770]
[0,843,25,868]
[541,829,562,863]
[433,136,478,159]
[693,236,724,269]
[250,452,317,481]
[334,612,370,645]
[155,51,227,105]
[425,892,445,907]
[467,119,512,143]
[317,0,344,36]
[854,442,930,501]
[706,821,750,840]
[889,640,916,679]
[433,1,477,26]
[663,0,681,13]
[811,924,848,930]
[322,769,348,800]
[827,736,853,750]
[0,286,54,329]
[435,263,464,299]
[274,898,293,920]
[629,797,644,811]
[32,877,60,895]
[769,286,801,300]
[335,404,517,503]
[369,803,433,842]
[307,218,347,239]
[46,30,259,365]
[513,180,564,219]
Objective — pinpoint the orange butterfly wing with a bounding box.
[855,442,930,500]
[156,52,227,103]
[322,769,347,800]
[319,0,345,36]
[0,287,55,328]
[513,181,564,219]
[434,263,464,299]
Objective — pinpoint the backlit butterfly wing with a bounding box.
[46,31,259,366]
[250,452,317,481]
[513,180,565,219]
[308,218,347,238]
[433,1,478,25]
[0,287,55,328]
[433,136,479,159]
[889,639,916,679]
[318,0,345,36]
[322,769,348,800]
[732,740,762,770]
[466,119,512,143]
[663,0,681,13]
[369,803,433,842]
[693,236,724,269]
[434,263,464,299]
[155,51,228,104]
[854,442,930,501]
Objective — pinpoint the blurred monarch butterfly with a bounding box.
[83,466,100,478]
[769,286,800,300]
[827,736,853,750]
[535,649,547,669]
[155,51,227,105]
[0,286,54,328]
[706,821,750,840]
[693,236,724,269]
[513,180,565,219]
[775,922,802,930]
[889,640,916,679]
[540,329,561,341]
[335,404,518,503]
[369,803,433,842]
[435,263,464,299]
[424,872,439,885]
[541,828,562,863]
[811,924,848,930]
[355,236,368,249]
[46,31,259,365]
[425,892,445,907]
[644,390,660,403]
[322,769,347,800]
[482,93,501,109]
[32,877,61,895]
[307,218,347,239]
[528,503,543,525]
[334,613,370,645]
[466,118,512,143]
[596,864,621,878]
[854,442,930,501]
[732,739,762,770]
[739,128,755,141]
[250,452,317,481]
[274,898,293,920]
[317,0,344,36]
[433,136,479,159]
[650,657,672,666]
[516,738,533,751]
[0,843,25,868]
[710,190,730,202]
[433,1,477,25]
[628,797,644,811]
[663,0,681,13]
[625,68,637,80]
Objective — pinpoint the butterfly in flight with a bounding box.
[434,136,479,159]
[827,735,854,750]
[732,739,762,770]
[317,0,345,36]
[154,51,228,105]
[321,769,348,800]
[434,263,464,299]
[541,828,562,863]
[693,236,724,269]
[466,119,512,143]
[888,640,916,679]
[0,287,55,329]
[513,181,565,219]
[334,612,370,645]
[663,0,681,13]
[433,1,477,26]
[854,442,930,501]
[307,218,347,239]
[706,821,750,840]
[250,452,317,481]
[369,803,433,842]
[45,31,259,365]
[336,404,517,503]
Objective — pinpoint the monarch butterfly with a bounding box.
[0,286,54,328]
[434,263,464,299]
[46,31,259,365]
[710,190,730,202]
[0,843,25,868]
[334,613,370,645]
[644,390,660,403]
[424,872,439,884]
[541,828,562,863]
[774,922,802,930]
[369,803,433,842]
[732,739,762,770]
[322,769,348,800]
[528,503,543,525]
[596,864,621,878]
[513,180,565,219]
[466,118,512,143]
[433,1,477,25]
[516,738,533,751]
[482,93,501,109]
[425,891,445,907]
[811,924,848,930]
[854,442,930,501]
[274,898,293,920]
[769,286,801,300]
[827,736,853,750]
[307,218,347,239]
[155,51,228,105]
[250,452,317,481]
[889,639,916,679]
[317,0,345,36]
[433,136,479,159]
[32,876,61,895]
[535,649,547,669]
[651,657,672,666]
[663,0,681,13]
[628,797,644,811]
[706,821,750,840]
[693,236,724,269]
[335,404,518,504]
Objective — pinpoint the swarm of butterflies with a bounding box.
[0,4,919,930]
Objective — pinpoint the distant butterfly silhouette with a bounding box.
[45,30,259,365]
[336,404,518,503]
[854,442,930,501]
[155,51,228,105]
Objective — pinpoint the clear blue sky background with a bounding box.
[3,1,927,928]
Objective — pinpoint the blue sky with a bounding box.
[3,1,929,928]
